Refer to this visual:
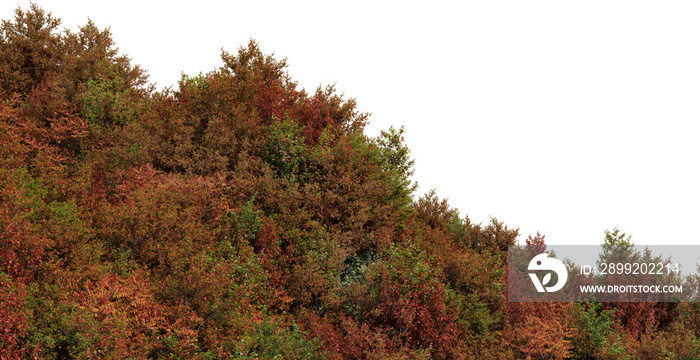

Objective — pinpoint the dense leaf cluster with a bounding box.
[2,5,700,359]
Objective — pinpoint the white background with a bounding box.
[3,1,699,245]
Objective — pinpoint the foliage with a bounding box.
[569,303,614,359]
[1,4,697,359]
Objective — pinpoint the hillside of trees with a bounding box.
[2,5,700,359]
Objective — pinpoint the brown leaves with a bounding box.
[504,303,576,360]
[0,4,63,99]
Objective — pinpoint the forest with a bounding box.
[1,4,700,359]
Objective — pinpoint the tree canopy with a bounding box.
[1,5,698,359]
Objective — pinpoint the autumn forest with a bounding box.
[1,5,700,359]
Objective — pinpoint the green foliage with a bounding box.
[451,290,496,336]
[373,126,415,182]
[598,228,639,266]
[178,72,209,90]
[570,303,615,359]
[82,77,136,126]
[340,250,374,286]
[112,245,136,276]
[264,115,307,180]
[237,316,327,360]
[231,195,262,242]
[371,126,417,220]
[21,283,95,359]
